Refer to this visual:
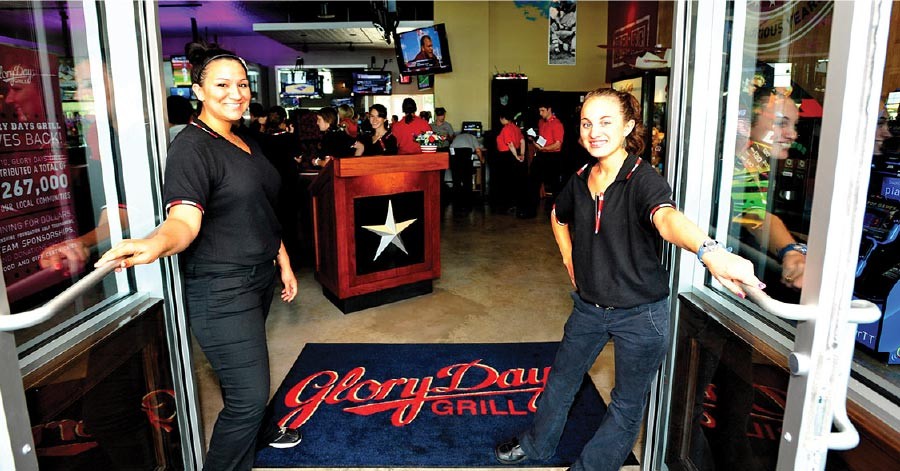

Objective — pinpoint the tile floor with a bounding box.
[194,202,643,471]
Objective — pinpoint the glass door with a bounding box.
[653,1,898,470]
[0,1,200,469]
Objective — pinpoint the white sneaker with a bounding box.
[269,427,302,448]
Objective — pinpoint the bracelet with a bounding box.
[776,243,807,262]
[697,239,731,267]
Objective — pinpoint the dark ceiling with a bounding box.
[158,1,434,44]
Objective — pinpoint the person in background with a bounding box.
[258,105,303,268]
[392,98,432,154]
[419,110,432,123]
[353,103,398,156]
[248,101,265,134]
[391,114,399,125]
[491,108,526,213]
[431,107,455,147]
[312,106,355,167]
[731,82,806,295]
[338,104,358,138]
[525,102,565,218]
[95,42,300,471]
[167,94,194,141]
[448,126,483,212]
[494,87,763,471]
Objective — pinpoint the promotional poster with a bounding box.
[0,43,79,302]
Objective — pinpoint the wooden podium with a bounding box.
[308,153,448,313]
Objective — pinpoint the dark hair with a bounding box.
[166,95,194,125]
[497,108,515,122]
[264,106,287,134]
[249,102,265,118]
[316,106,339,130]
[185,41,247,85]
[583,88,645,155]
[420,35,432,47]
[369,104,388,120]
[435,107,446,116]
[402,97,417,123]
[537,101,552,111]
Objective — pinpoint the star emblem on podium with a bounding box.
[361,200,417,261]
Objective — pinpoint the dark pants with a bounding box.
[519,293,670,471]
[528,152,563,210]
[185,260,277,471]
[489,150,527,211]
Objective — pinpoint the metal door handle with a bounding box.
[0,260,119,332]
[741,283,882,452]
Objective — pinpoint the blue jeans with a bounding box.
[185,260,276,471]
[519,293,670,471]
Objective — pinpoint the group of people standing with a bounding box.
[94,41,772,471]
[492,101,570,218]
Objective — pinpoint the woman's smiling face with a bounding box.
[579,95,634,159]
[192,58,249,125]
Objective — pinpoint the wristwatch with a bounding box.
[697,239,729,267]
[777,242,807,262]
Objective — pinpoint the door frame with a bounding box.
[650,0,898,469]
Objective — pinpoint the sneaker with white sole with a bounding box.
[268,427,302,448]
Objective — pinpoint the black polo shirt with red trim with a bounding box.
[164,119,282,265]
[553,154,676,308]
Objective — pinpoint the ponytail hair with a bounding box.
[583,88,645,156]
[185,41,248,86]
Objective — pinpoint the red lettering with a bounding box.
[432,400,454,416]
[508,399,527,416]
[457,400,477,415]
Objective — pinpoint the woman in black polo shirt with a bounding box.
[495,88,764,471]
[96,43,298,470]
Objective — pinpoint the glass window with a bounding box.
[0,1,131,350]
[712,2,833,310]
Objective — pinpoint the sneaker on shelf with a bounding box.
[269,427,302,449]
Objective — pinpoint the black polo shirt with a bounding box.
[164,119,282,265]
[553,154,676,308]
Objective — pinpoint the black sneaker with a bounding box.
[268,427,302,449]
[494,437,528,464]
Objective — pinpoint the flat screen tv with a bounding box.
[170,55,192,87]
[280,68,320,97]
[417,74,433,90]
[169,86,195,100]
[352,71,392,95]
[395,24,453,75]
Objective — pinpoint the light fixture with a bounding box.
[318,2,334,19]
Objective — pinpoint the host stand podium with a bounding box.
[308,153,448,313]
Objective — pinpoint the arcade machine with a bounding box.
[854,99,900,365]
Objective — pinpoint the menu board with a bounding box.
[0,43,79,301]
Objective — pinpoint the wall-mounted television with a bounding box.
[279,68,321,97]
[170,56,192,87]
[417,74,433,90]
[395,24,453,76]
[352,71,392,95]
[169,87,195,100]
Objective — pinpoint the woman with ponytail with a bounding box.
[391,97,432,154]
[97,42,300,470]
[494,88,764,471]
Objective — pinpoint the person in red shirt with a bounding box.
[392,97,432,154]
[491,109,527,214]
[338,104,358,138]
[525,102,566,217]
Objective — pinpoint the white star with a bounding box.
[361,200,417,261]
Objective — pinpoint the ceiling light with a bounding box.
[318,2,335,19]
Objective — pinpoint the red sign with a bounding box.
[0,44,78,301]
